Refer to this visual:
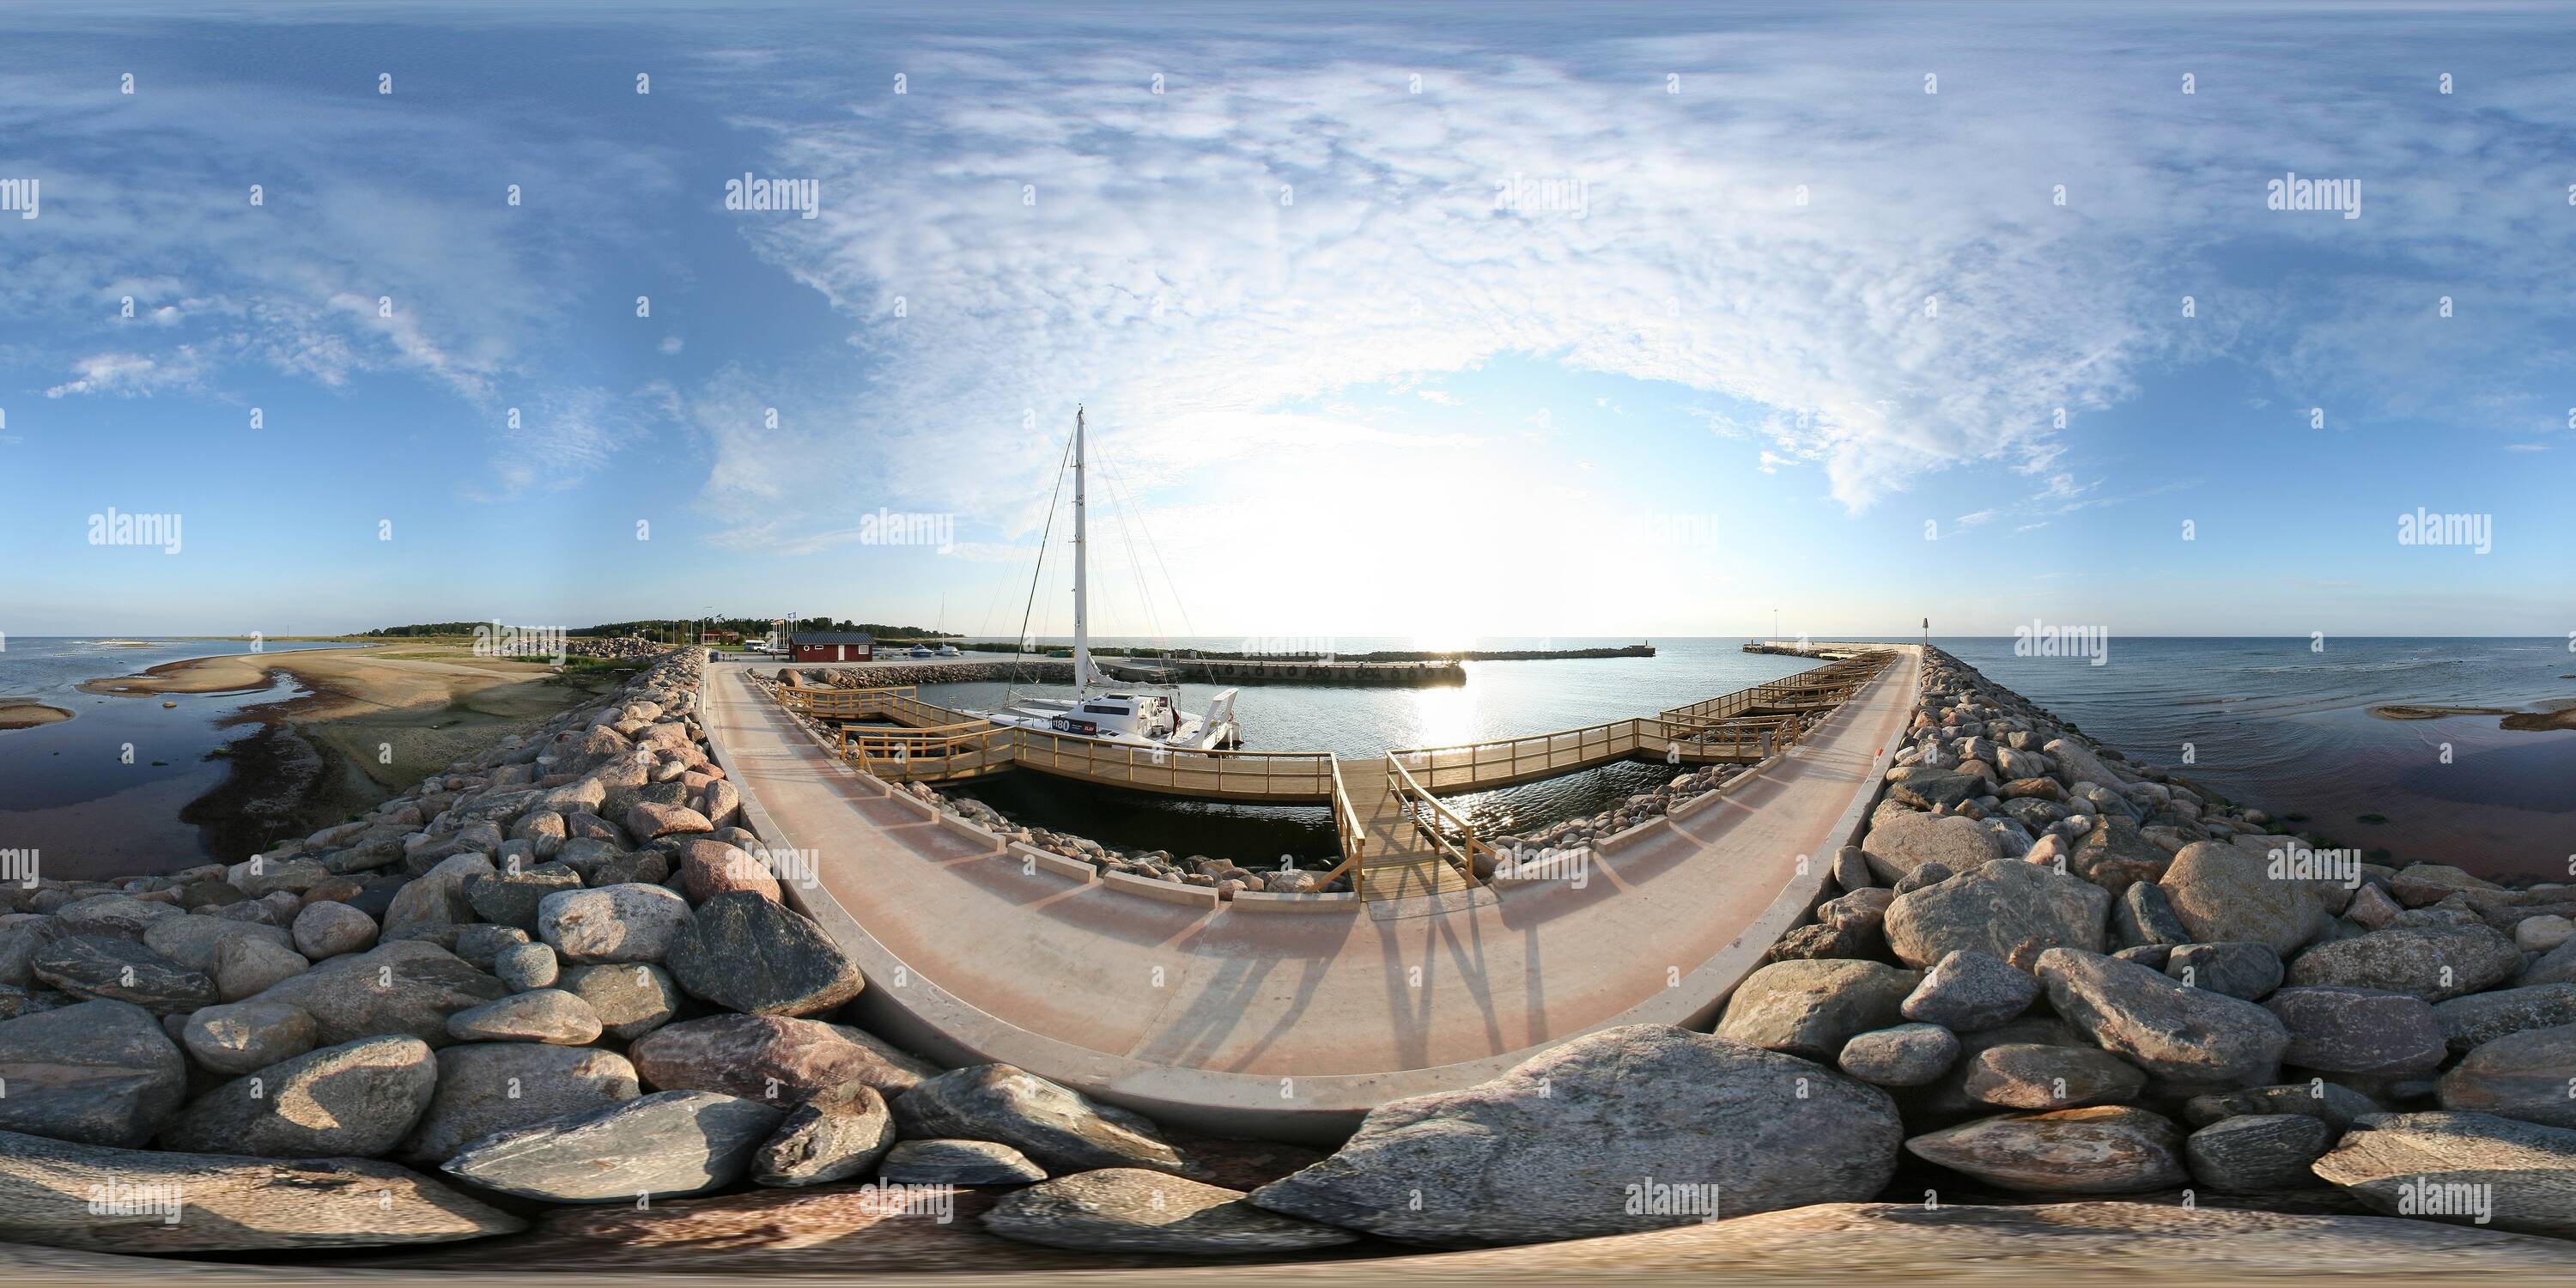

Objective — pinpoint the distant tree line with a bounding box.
[363,617,956,642]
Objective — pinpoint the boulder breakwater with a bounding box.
[8,644,2576,1272]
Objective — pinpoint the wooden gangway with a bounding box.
[771,649,1897,895]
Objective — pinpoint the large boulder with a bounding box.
[30,934,217,1013]
[1249,1025,1902,1247]
[2283,925,2521,1002]
[401,1042,641,1165]
[0,1128,522,1253]
[879,1138,1048,1186]
[2432,984,2576,1054]
[446,988,604,1044]
[212,934,311,1001]
[2261,987,2447,1075]
[0,1000,188,1147]
[750,1081,897,1188]
[558,962,683,1040]
[2184,1082,2381,1135]
[1906,1106,2187,1194]
[441,1090,783,1203]
[632,1013,932,1104]
[464,864,584,933]
[139,916,292,973]
[381,854,493,942]
[2156,841,2326,957]
[1837,1024,1960,1087]
[1861,807,2002,884]
[538,884,693,964]
[2034,949,2289,1084]
[2313,1112,2576,1236]
[179,999,319,1075]
[250,943,509,1048]
[665,891,866,1016]
[157,1036,437,1158]
[2436,1024,2576,1127]
[2066,815,2171,897]
[986,1170,1356,1255]
[1901,949,2040,1032]
[291,901,379,959]
[896,1064,1187,1176]
[2183,1114,2334,1193]
[677,840,782,904]
[2164,942,2283,1001]
[1886,861,2109,969]
[54,894,185,940]
[1715,959,1918,1061]
[1962,1043,2147,1109]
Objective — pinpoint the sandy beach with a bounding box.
[81,644,617,856]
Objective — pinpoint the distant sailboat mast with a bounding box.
[1071,405,1104,690]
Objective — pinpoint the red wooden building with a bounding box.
[790,632,873,662]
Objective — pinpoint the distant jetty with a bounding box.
[808,642,1653,689]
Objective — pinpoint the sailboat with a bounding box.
[965,408,1242,751]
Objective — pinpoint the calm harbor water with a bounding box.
[927,636,2576,879]
[0,637,356,878]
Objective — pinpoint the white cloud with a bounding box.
[46,349,207,398]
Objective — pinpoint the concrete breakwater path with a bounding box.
[699,646,1921,1141]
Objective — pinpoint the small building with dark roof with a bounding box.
[790,631,874,662]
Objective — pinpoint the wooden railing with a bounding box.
[1386,753,1492,884]
[1322,759,1368,894]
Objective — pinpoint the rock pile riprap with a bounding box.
[1730,646,2576,1236]
[12,642,2576,1261]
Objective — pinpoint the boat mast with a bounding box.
[1071,406,1101,690]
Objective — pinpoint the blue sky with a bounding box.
[2,1,2571,641]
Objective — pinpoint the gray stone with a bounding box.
[2433,984,2576,1053]
[212,934,310,1001]
[1886,861,2110,969]
[1837,1023,1959,1087]
[2113,880,2192,949]
[31,934,217,1013]
[400,1042,641,1165]
[1831,845,1874,894]
[0,1000,188,1147]
[2166,942,2282,1000]
[1890,772,1992,811]
[441,1089,783,1203]
[2034,948,2290,1084]
[987,1169,1357,1255]
[495,941,560,991]
[1963,1042,2148,1109]
[140,916,292,973]
[2184,1114,2334,1193]
[750,1081,897,1188]
[1249,1025,1902,1248]
[1905,1106,2188,1194]
[0,1127,523,1252]
[2184,1082,2380,1134]
[381,854,492,942]
[450,923,529,971]
[0,917,61,987]
[1900,949,2039,1032]
[1862,807,2001,884]
[290,901,379,959]
[878,1137,1049,1186]
[558,962,681,1040]
[2518,935,2576,987]
[248,943,509,1048]
[1716,959,1919,1061]
[2157,841,2326,957]
[1893,862,1955,896]
[158,1035,437,1158]
[2262,986,2446,1075]
[179,999,318,1076]
[446,988,602,1044]
[2313,1111,2576,1237]
[2437,1024,2576,1128]
[2284,925,2521,1001]
[537,883,692,963]
[2066,814,2171,897]
[55,893,185,940]
[465,863,583,932]
[896,1063,1186,1176]
[665,890,866,1017]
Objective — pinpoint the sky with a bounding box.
[2,1,2572,643]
